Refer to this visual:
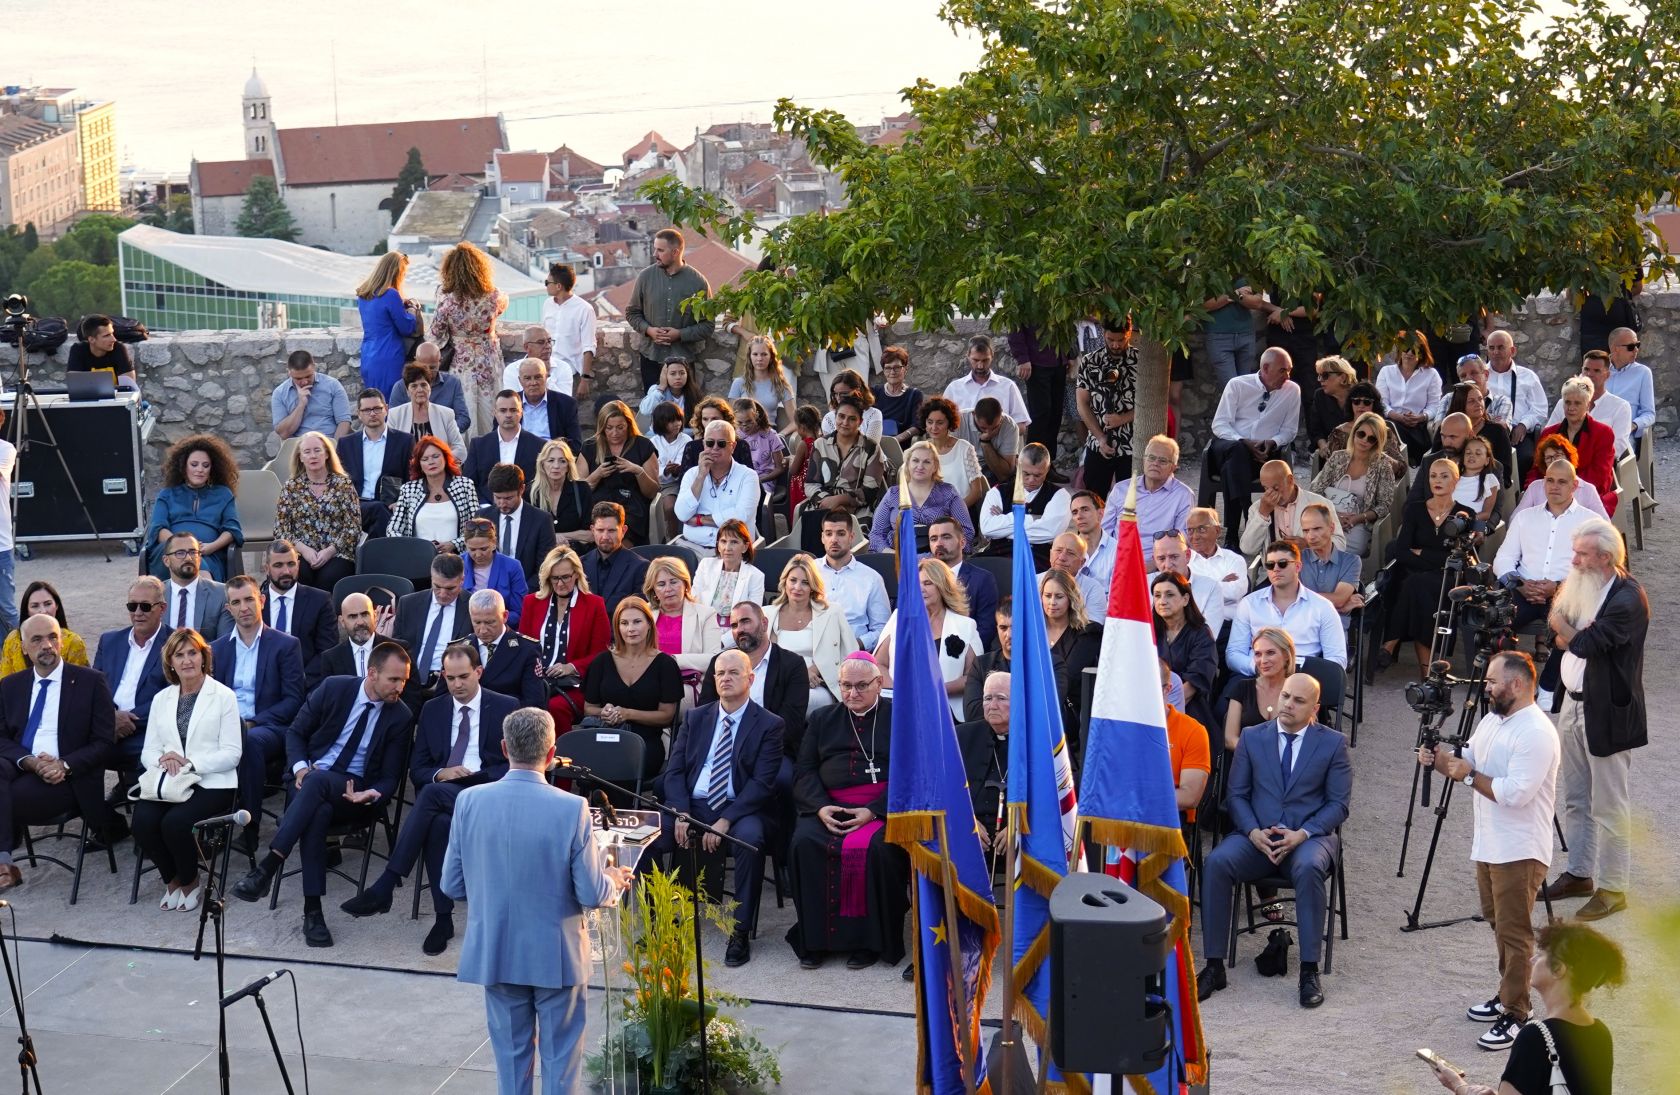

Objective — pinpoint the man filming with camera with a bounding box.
[1417,651,1560,1051]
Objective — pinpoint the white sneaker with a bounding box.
[1478,1013,1523,1051]
[160,888,181,911]
[1466,997,1504,1022]
[178,885,202,912]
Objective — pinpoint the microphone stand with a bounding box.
[560,760,761,1095]
[0,905,41,1094]
[193,820,296,1094]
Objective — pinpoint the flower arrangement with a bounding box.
[587,867,782,1094]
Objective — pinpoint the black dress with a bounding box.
[1500,1018,1612,1095]
[1386,499,1476,647]
[582,650,681,775]
[583,436,657,546]
[546,480,592,538]
[1158,622,1218,736]
[786,699,911,963]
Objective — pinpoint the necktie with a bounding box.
[446,705,472,767]
[355,644,366,676]
[176,588,188,628]
[329,702,376,774]
[420,604,447,674]
[502,513,514,548]
[21,677,51,753]
[706,714,736,811]
[1281,732,1298,781]
[274,595,289,634]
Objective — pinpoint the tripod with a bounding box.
[560,760,761,1095]
[4,316,109,562]
[193,820,296,1095]
[0,905,41,1094]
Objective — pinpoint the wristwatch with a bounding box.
[1461,769,1476,787]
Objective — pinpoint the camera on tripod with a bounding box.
[1448,579,1518,641]
[1405,660,1455,719]
[0,293,30,332]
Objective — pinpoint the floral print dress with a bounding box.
[431,289,508,437]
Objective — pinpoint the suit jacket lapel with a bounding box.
[1284,725,1323,792]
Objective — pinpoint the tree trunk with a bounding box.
[1133,335,1171,450]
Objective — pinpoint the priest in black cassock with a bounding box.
[786,651,911,970]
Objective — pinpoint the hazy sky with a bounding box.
[12,0,984,175]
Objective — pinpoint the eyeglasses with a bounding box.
[702,438,732,449]
[1263,559,1295,570]
[1186,524,1215,534]
[164,549,200,558]
[126,601,159,612]
[1354,430,1377,442]
[837,680,880,692]
[1142,454,1174,465]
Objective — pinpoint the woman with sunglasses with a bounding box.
[821,368,884,442]
[1311,411,1395,556]
[518,545,610,734]
[1329,382,1408,478]
[1307,356,1358,459]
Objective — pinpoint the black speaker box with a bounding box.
[1049,872,1174,1076]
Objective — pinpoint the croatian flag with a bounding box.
[1077,501,1207,1095]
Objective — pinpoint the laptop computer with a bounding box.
[66,370,116,401]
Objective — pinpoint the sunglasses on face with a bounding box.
[126,601,159,612]
[1351,397,1374,406]
[1620,342,1640,351]
[1355,430,1377,442]
[702,438,732,449]
[1263,559,1294,571]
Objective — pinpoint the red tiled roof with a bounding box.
[575,241,632,263]
[739,186,779,213]
[619,165,672,197]
[430,172,482,192]
[548,145,607,178]
[726,159,779,190]
[602,235,754,313]
[869,120,921,147]
[495,150,549,184]
[622,130,678,163]
[194,157,275,199]
[1652,212,1680,254]
[276,116,503,187]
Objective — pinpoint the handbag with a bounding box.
[1528,1019,1571,1094]
[129,764,201,804]
[401,300,425,362]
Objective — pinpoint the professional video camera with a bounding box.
[1446,575,1518,644]
[1404,659,1456,720]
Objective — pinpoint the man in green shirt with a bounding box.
[625,228,714,390]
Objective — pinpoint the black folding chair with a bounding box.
[554,727,651,798]
[269,733,415,910]
[1227,828,1349,973]
[356,537,439,586]
[332,572,416,610]
[966,555,1014,603]
[634,542,700,577]
[1299,656,1348,739]
[22,810,118,905]
[855,553,900,607]
[753,548,802,601]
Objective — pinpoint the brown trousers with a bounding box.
[1475,858,1549,1017]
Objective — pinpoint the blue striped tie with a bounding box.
[706,714,735,812]
[21,678,50,753]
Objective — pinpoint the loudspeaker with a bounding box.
[1049,873,1174,1076]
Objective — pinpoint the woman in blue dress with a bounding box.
[355,252,421,396]
[144,435,243,581]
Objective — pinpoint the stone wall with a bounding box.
[2,290,1670,485]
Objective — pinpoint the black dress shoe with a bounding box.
[339,887,393,918]
[422,916,455,956]
[232,863,275,903]
[1299,969,1324,1008]
[303,910,333,948]
[724,930,751,968]
[846,949,880,970]
[798,952,825,970]
[901,962,915,982]
[1197,963,1228,1002]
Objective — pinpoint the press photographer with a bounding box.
[1417,651,1559,1052]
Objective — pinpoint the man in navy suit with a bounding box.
[477,463,555,590]
[341,644,517,954]
[513,357,583,452]
[260,542,337,680]
[580,502,647,614]
[929,516,998,649]
[336,388,415,536]
[0,615,122,888]
[233,644,414,947]
[1198,673,1351,1008]
[654,649,785,967]
[463,391,543,502]
[93,577,171,798]
[213,576,308,855]
[441,706,632,1092]
[460,589,545,707]
[387,553,472,704]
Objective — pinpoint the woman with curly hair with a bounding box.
[429,242,507,438]
[144,435,242,581]
[387,436,481,554]
[273,431,361,590]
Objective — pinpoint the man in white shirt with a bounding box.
[1545,351,1634,457]
[1068,490,1115,591]
[1186,507,1249,609]
[979,443,1070,569]
[1483,330,1550,480]
[943,336,1031,429]
[1202,347,1301,548]
[1238,460,1346,556]
[673,420,761,555]
[1376,344,1443,462]
[1417,651,1558,1050]
[816,511,890,650]
[1152,532,1226,640]
[1226,541,1346,674]
[543,263,597,400]
[1493,461,1595,631]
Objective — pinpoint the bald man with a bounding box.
[1198,672,1351,1010]
[1238,459,1346,556]
[655,647,786,967]
[1406,412,1474,505]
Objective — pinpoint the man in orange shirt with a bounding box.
[1161,658,1212,822]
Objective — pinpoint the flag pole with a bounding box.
[936,813,979,1095]
[998,458,1028,1094]
[897,457,911,579]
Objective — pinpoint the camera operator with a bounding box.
[1492,459,1594,632]
[1540,518,1647,923]
[1417,650,1560,1052]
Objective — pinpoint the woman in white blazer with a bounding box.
[388,363,468,463]
[642,556,723,676]
[690,519,766,646]
[764,552,860,711]
[131,629,243,912]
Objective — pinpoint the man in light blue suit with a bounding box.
[1197,672,1351,1010]
[442,706,632,1094]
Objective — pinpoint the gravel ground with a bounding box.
[11,446,1679,1095]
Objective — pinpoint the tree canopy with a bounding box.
[649,0,1680,359]
[236,175,300,242]
[390,147,428,225]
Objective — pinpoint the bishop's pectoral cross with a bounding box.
[863,758,882,782]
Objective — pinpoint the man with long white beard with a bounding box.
[1539,518,1648,921]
